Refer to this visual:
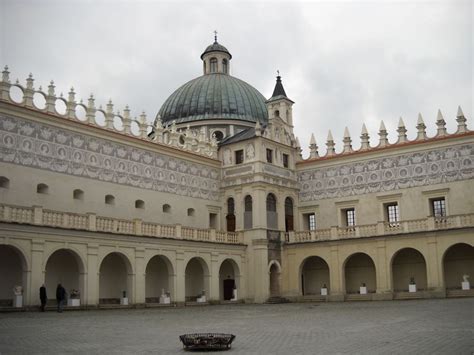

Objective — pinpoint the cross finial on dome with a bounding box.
[277,69,280,77]
[214,30,218,43]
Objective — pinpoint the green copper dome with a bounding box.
[158,73,268,125]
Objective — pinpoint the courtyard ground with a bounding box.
[0,298,472,354]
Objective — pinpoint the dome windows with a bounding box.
[210,58,218,73]
[222,59,228,74]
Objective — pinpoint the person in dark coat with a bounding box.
[56,283,66,313]
[39,284,47,312]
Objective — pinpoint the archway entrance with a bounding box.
[219,259,240,301]
[301,256,330,295]
[443,243,474,290]
[185,257,209,302]
[99,253,133,304]
[45,249,84,303]
[392,248,427,291]
[0,245,27,307]
[145,255,173,303]
[344,253,376,294]
[269,262,281,296]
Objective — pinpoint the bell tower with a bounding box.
[265,73,295,136]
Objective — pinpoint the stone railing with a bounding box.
[289,213,474,243]
[0,204,243,244]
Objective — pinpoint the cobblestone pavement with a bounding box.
[0,298,473,354]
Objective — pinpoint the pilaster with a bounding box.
[86,244,99,306]
[134,248,146,306]
[30,240,45,306]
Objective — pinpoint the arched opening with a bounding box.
[73,189,84,200]
[300,256,330,296]
[266,193,277,229]
[99,252,133,304]
[210,57,218,73]
[0,176,10,188]
[135,199,145,209]
[274,110,280,117]
[105,194,115,205]
[219,259,240,301]
[37,183,49,194]
[285,197,294,232]
[45,249,84,304]
[145,255,174,303]
[391,248,427,292]
[244,195,253,229]
[269,261,281,296]
[213,130,224,142]
[0,245,27,307]
[344,253,376,294]
[222,59,228,74]
[185,257,210,302]
[443,243,474,290]
[226,197,236,232]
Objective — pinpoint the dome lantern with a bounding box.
[201,31,232,75]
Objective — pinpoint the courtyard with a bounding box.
[0,298,472,354]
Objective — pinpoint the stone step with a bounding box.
[301,295,327,302]
[185,301,210,306]
[393,292,425,300]
[446,289,474,298]
[345,294,372,301]
[266,296,290,304]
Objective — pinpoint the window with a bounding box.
[386,203,399,224]
[285,197,294,232]
[244,195,253,229]
[213,130,224,141]
[209,213,218,229]
[283,154,289,168]
[344,208,356,227]
[187,208,195,216]
[266,149,273,163]
[0,176,10,188]
[135,199,145,209]
[37,183,49,194]
[274,110,280,117]
[163,204,171,213]
[222,59,228,74]
[226,198,236,232]
[431,198,446,217]
[266,193,276,212]
[307,213,316,231]
[73,189,84,201]
[210,58,217,73]
[235,150,244,164]
[105,194,115,205]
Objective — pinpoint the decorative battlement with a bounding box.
[299,108,470,162]
[0,67,218,159]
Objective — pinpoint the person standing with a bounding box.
[39,284,47,312]
[56,283,66,313]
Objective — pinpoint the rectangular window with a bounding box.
[235,150,244,164]
[308,213,316,231]
[431,198,446,217]
[345,208,356,227]
[266,149,273,163]
[209,213,217,229]
[386,203,399,224]
[283,154,289,168]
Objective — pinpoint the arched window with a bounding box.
[244,195,253,229]
[37,183,49,194]
[222,59,228,74]
[285,197,294,232]
[163,204,171,213]
[73,189,84,200]
[266,193,277,229]
[0,176,10,189]
[135,199,145,209]
[210,58,218,73]
[226,197,236,232]
[274,110,280,117]
[105,194,115,205]
[213,130,224,141]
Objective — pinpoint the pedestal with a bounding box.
[120,297,129,305]
[13,295,23,308]
[197,295,207,303]
[321,288,328,296]
[68,299,80,307]
[231,289,238,301]
[409,284,417,293]
[159,296,171,304]
[360,287,367,295]
[461,281,470,290]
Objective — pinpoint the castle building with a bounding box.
[0,38,473,308]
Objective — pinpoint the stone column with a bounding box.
[209,252,220,302]
[30,240,45,306]
[374,240,393,300]
[134,248,146,306]
[252,187,267,229]
[251,238,269,303]
[277,192,285,231]
[426,235,444,297]
[235,188,243,231]
[284,252,299,298]
[86,244,99,306]
[328,246,344,301]
[174,251,185,305]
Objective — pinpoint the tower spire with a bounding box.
[214,30,218,43]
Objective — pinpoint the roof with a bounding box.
[201,41,232,59]
[219,127,256,146]
[266,75,294,104]
[158,74,268,125]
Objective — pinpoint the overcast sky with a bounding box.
[1,0,472,157]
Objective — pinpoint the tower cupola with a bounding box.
[201,31,232,75]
